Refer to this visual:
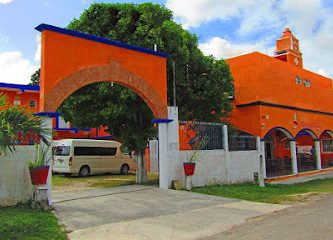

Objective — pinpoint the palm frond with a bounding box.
[0,95,51,154]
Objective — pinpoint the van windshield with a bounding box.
[54,146,70,156]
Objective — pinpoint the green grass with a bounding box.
[192,178,333,204]
[0,204,67,240]
[53,173,159,189]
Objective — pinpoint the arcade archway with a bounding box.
[263,127,294,177]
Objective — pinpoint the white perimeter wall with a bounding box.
[170,150,260,187]
[0,146,34,206]
[159,107,262,189]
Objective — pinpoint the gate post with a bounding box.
[157,121,170,189]
[153,107,179,189]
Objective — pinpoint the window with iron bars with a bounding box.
[228,135,257,151]
[179,121,224,150]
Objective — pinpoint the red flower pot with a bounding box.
[183,162,196,176]
[29,166,49,185]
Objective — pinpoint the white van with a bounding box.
[52,139,136,177]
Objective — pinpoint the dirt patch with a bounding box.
[53,182,92,193]
[283,192,331,205]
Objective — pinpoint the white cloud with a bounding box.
[0,0,13,4]
[0,51,38,85]
[199,36,274,59]
[166,0,257,29]
[34,34,41,63]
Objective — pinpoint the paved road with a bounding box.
[200,195,333,240]
[52,185,288,240]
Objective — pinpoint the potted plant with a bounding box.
[28,143,52,185]
[183,136,209,176]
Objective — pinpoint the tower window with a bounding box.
[295,76,301,85]
[13,96,21,105]
[304,80,310,88]
[29,100,37,108]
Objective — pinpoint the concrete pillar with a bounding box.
[223,125,229,152]
[41,117,53,206]
[157,106,179,189]
[259,140,267,179]
[290,140,298,174]
[158,122,169,189]
[315,140,322,170]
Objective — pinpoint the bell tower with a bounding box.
[274,28,303,68]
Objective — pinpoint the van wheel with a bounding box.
[120,164,129,175]
[79,166,90,177]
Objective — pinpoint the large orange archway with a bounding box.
[36,24,168,118]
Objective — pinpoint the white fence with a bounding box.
[158,107,262,189]
[168,150,260,187]
[0,146,35,207]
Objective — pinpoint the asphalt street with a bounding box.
[200,194,333,240]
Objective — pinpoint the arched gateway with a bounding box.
[36,24,173,198]
[36,24,168,118]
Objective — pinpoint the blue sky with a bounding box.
[0,0,332,84]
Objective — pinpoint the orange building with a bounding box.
[227,28,333,178]
[0,82,111,144]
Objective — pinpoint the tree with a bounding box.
[40,3,233,183]
[30,69,40,86]
[0,94,50,154]
[65,3,233,120]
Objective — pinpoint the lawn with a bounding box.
[192,178,333,204]
[53,173,159,189]
[0,204,67,240]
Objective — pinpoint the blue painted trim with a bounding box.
[53,127,79,133]
[55,116,59,129]
[96,136,113,139]
[262,126,294,140]
[33,112,60,117]
[320,130,333,137]
[35,24,169,58]
[152,119,174,123]
[296,128,318,139]
[0,82,39,92]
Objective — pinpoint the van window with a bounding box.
[55,146,71,156]
[74,147,117,156]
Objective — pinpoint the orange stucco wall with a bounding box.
[2,90,39,112]
[1,87,111,142]
[40,29,167,118]
[227,52,333,138]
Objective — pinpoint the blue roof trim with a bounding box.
[95,136,113,139]
[35,24,169,58]
[53,127,79,133]
[0,82,39,92]
[152,119,174,123]
[33,112,60,117]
